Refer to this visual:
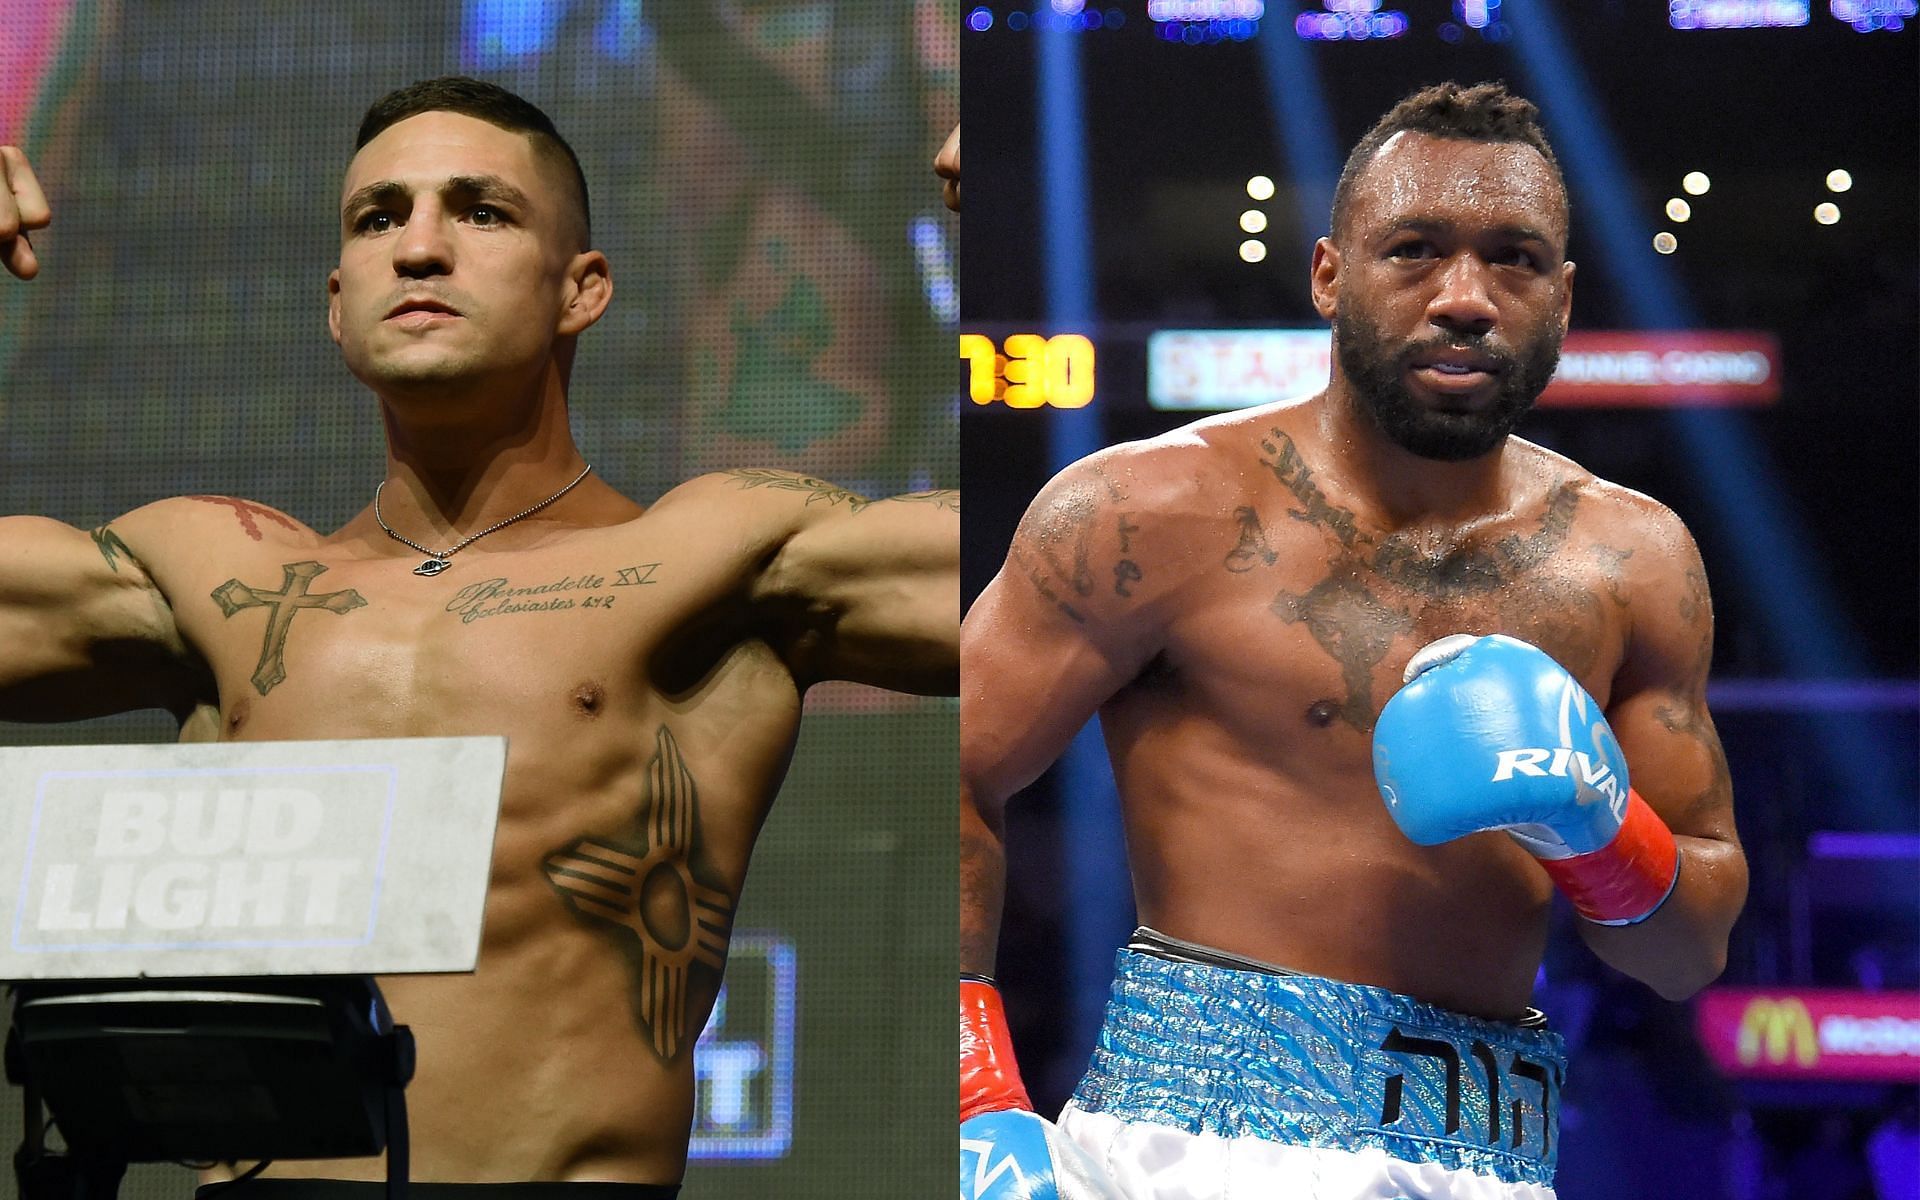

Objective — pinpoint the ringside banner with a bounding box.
[1147,329,1782,410]
[0,737,506,980]
[1695,987,1920,1083]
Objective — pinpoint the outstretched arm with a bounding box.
[1579,502,1747,999]
[744,471,959,694]
[0,510,206,721]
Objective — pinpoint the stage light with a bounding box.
[1666,198,1692,222]
[1826,168,1853,192]
[1815,202,1841,225]
[1246,175,1275,201]
[1240,209,1268,234]
[1653,231,1678,254]
[1239,239,1268,263]
[967,6,993,30]
[1683,171,1711,196]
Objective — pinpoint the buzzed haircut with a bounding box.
[355,76,591,250]
[1330,80,1568,244]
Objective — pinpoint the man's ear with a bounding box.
[1557,259,1576,332]
[327,269,342,346]
[1309,237,1341,320]
[558,251,612,336]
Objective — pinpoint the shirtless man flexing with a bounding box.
[959,83,1746,1199]
[0,77,956,1195]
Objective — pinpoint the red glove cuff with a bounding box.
[1538,789,1681,925]
[960,978,1033,1122]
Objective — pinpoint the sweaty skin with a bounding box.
[961,131,1744,1020]
[0,107,958,1184]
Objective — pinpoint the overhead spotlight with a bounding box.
[1239,239,1268,263]
[1665,198,1692,222]
[1246,175,1276,201]
[1814,202,1840,225]
[1826,169,1853,193]
[1653,231,1678,254]
[1682,171,1711,196]
[1240,209,1268,234]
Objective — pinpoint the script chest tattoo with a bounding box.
[543,726,736,1062]
[211,561,367,695]
[443,567,659,624]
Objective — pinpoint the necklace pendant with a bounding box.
[414,558,451,577]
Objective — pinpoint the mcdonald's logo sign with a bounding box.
[1735,997,1819,1068]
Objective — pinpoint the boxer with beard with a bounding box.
[960,82,1745,1199]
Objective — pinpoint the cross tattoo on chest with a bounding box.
[212,561,368,695]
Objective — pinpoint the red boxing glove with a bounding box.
[960,976,1033,1122]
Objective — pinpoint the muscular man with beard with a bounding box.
[958,83,1745,1199]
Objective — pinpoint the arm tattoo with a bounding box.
[211,561,367,695]
[878,489,959,513]
[721,468,870,511]
[1114,513,1143,597]
[543,725,736,1062]
[90,526,133,573]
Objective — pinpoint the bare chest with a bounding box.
[168,533,775,741]
[1142,493,1632,746]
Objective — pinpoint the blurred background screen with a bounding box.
[961,4,1916,1197]
[0,2,957,1196]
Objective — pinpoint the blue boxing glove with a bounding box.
[1372,634,1680,925]
[961,1109,1124,1200]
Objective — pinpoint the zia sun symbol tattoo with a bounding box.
[542,726,735,1061]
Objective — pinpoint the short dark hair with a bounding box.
[1330,81,1567,244]
[355,76,591,249]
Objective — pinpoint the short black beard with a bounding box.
[1333,309,1563,462]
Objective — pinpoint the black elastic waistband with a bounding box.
[195,1182,678,1200]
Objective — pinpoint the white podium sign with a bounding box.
[0,736,505,979]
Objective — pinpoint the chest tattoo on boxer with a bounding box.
[187,496,302,541]
[1259,432,1362,549]
[1223,506,1278,573]
[1257,431,1586,730]
[543,725,735,1063]
[211,561,367,695]
[1272,565,1414,731]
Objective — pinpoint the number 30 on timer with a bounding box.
[959,333,1096,409]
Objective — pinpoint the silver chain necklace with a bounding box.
[374,465,593,577]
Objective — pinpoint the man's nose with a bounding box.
[1425,254,1497,336]
[392,204,453,278]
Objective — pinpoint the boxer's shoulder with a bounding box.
[1004,432,1243,625]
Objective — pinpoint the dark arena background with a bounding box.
[0,2,956,1196]
[961,3,1917,1198]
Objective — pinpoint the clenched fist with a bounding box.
[1,145,51,280]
